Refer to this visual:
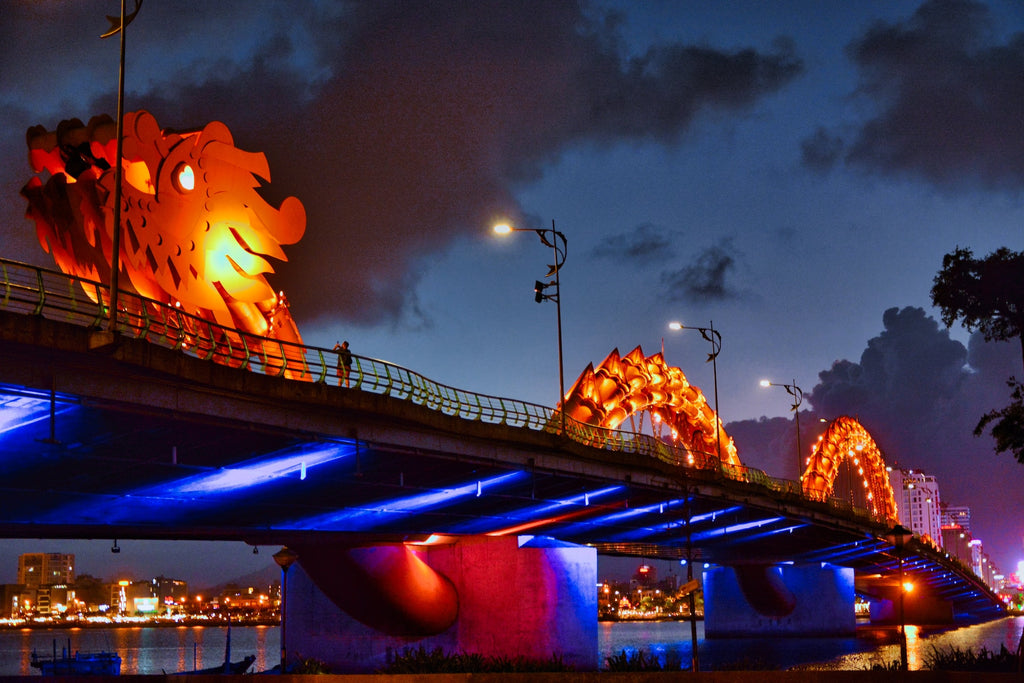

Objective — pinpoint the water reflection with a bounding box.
[905,624,921,670]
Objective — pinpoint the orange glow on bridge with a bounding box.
[802,415,899,523]
[558,345,741,467]
[22,110,306,375]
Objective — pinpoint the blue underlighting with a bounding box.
[690,516,786,542]
[601,505,746,542]
[293,470,529,530]
[0,388,78,438]
[444,484,627,534]
[543,498,685,536]
[166,442,356,494]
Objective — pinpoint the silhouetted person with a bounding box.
[333,340,353,386]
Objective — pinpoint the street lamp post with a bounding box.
[668,321,723,462]
[885,524,913,671]
[272,548,298,674]
[759,379,804,484]
[494,220,568,434]
[99,0,143,334]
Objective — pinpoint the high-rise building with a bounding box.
[888,468,942,548]
[17,553,75,588]
[940,504,971,534]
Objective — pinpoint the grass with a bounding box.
[605,648,776,671]
[923,643,1022,672]
[379,645,574,673]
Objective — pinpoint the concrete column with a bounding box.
[704,563,855,637]
[284,535,597,673]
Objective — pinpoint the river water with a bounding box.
[0,617,1020,674]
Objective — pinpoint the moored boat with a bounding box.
[31,643,121,676]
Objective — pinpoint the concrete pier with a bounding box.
[284,535,597,673]
[704,564,856,637]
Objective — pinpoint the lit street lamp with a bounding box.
[272,547,298,674]
[494,220,568,433]
[760,379,804,483]
[668,321,723,462]
[884,524,914,671]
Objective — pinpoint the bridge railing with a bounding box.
[0,257,876,520]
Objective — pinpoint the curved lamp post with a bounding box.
[884,524,914,671]
[494,220,568,434]
[760,379,804,483]
[272,547,298,674]
[99,0,143,333]
[668,321,723,462]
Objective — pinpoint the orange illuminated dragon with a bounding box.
[21,110,306,374]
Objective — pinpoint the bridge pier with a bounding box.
[703,563,855,637]
[284,535,597,673]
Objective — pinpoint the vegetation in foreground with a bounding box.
[924,643,1023,672]
[379,645,573,673]
[605,648,776,671]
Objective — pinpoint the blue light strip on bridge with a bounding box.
[292,470,530,531]
[688,516,786,542]
[444,484,627,534]
[30,442,358,525]
[0,386,78,439]
[600,505,746,542]
[541,498,687,536]
[163,442,358,494]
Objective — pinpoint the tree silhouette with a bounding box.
[932,246,1024,463]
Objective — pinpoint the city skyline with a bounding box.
[1,1,1022,579]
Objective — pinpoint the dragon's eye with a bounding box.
[174,163,195,192]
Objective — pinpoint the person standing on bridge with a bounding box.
[334,341,353,387]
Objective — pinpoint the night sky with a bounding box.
[1,0,1023,586]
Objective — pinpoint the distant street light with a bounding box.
[884,524,914,671]
[760,379,804,483]
[272,547,298,674]
[494,220,568,434]
[668,321,723,462]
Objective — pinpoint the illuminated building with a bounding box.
[940,504,971,534]
[15,553,76,616]
[888,468,942,548]
[632,564,656,587]
[18,553,75,588]
[941,526,973,566]
[150,576,189,613]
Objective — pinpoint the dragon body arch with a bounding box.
[558,345,741,467]
[802,415,899,524]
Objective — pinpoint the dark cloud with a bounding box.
[731,306,1024,572]
[660,240,739,301]
[590,223,675,263]
[805,0,1024,189]
[800,126,845,171]
[2,1,801,326]
[810,307,968,428]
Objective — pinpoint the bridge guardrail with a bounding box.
[0,257,877,522]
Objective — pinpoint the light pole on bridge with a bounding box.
[494,220,568,435]
[668,320,722,463]
[760,379,804,484]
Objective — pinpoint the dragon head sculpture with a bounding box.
[22,110,306,372]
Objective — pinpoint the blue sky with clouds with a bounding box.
[2,0,1023,583]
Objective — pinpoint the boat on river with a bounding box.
[30,643,121,676]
